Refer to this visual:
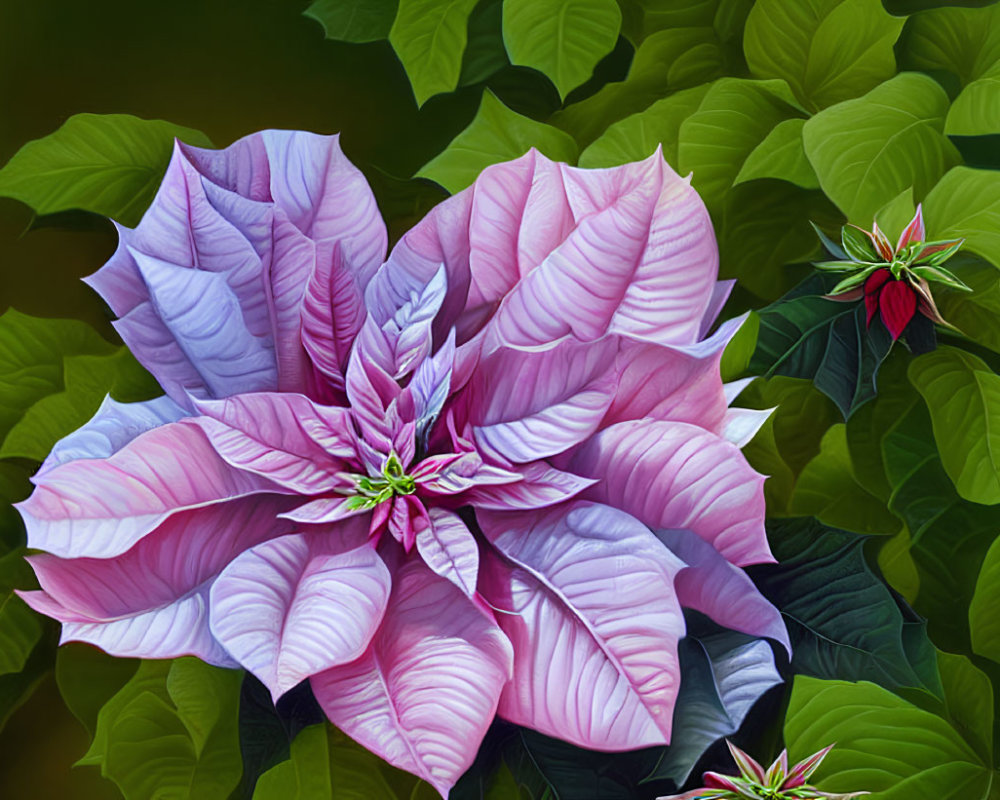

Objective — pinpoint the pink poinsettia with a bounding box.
[16,132,787,797]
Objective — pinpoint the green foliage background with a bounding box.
[3,0,1000,797]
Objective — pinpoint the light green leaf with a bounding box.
[875,187,918,246]
[744,0,904,111]
[86,658,242,800]
[389,0,479,106]
[0,549,42,677]
[678,77,804,210]
[790,424,902,534]
[785,677,993,799]
[0,310,160,462]
[803,72,961,225]
[0,114,211,226]
[734,118,819,189]
[878,525,920,605]
[970,536,1000,665]
[933,651,994,766]
[909,346,1000,505]
[304,0,398,43]
[947,76,1000,135]
[502,0,621,100]
[416,90,577,193]
[720,311,759,381]
[900,3,1000,87]
[924,167,1000,269]
[935,256,1000,353]
[577,84,710,168]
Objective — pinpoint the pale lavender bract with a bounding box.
[17,132,787,797]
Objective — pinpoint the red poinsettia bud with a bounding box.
[879,279,918,340]
[863,268,892,325]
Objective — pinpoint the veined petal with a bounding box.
[721,407,773,448]
[190,392,356,494]
[699,279,735,339]
[210,525,388,701]
[39,394,188,474]
[416,508,479,597]
[27,493,298,621]
[463,338,618,463]
[312,559,512,798]
[17,421,285,559]
[605,316,748,433]
[483,151,717,350]
[478,502,687,750]
[568,420,771,566]
[654,529,789,653]
[21,584,237,668]
[466,461,596,510]
[118,251,278,404]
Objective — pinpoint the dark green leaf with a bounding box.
[0,549,42,678]
[458,0,507,86]
[0,114,211,226]
[55,644,138,739]
[303,0,398,43]
[753,517,942,697]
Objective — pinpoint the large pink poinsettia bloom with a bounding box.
[17,132,788,797]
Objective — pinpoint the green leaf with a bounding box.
[899,3,1000,88]
[790,425,901,534]
[750,284,892,418]
[935,255,1000,353]
[85,658,242,800]
[755,518,941,697]
[934,651,994,765]
[646,627,782,787]
[924,167,1000,269]
[802,72,961,225]
[785,677,992,800]
[720,311,760,381]
[969,536,1000,664]
[389,0,479,106]
[415,90,578,193]
[551,24,730,147]
[577,84,710,168]
[678,77,804,211]
[881,400,1000,651]
[501,0,621,100]
[908,346,1000,505]
[744,0,904,112]
[0,549,42,677]
[717,182,841,302]
[253,724,428,799]
[878,525,921,605]
[947,76,1000,135]
[0,114,211,226]
[0,310,160,462]
[303,0,398,43]
[459,0,508,86]
[56,643,138,738]
[733,118,819,190]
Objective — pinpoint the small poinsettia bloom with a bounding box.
[813,205,968,340]
[658,741,869,800]
[16,133,789,797]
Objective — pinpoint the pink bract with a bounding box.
[17,131,786,797]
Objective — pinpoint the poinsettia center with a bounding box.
[344,453,417,511]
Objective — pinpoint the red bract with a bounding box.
[864,268,917,340]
